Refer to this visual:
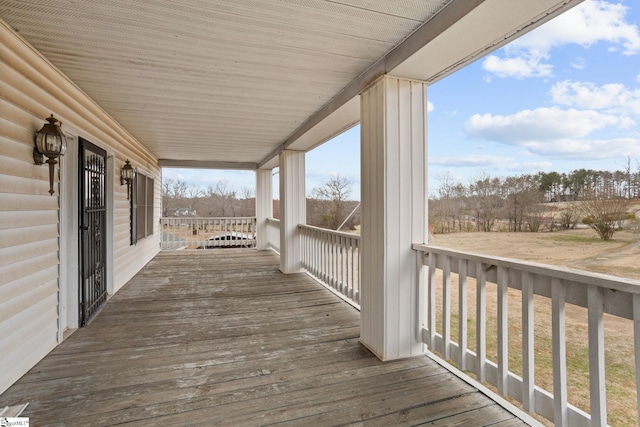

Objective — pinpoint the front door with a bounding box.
[79,137,107,326]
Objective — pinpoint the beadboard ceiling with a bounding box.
[0,0,583,169]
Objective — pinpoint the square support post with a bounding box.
[279,150,305,274]
[360,75,428,360]
[255,168,273,250]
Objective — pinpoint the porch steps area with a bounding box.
[0,250,529,426]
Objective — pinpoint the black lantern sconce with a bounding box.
[120,159,135,200]
[34,114,67,196]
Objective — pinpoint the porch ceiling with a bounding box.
[0,0,582,169]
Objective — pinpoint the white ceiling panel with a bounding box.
[0,0,582,168]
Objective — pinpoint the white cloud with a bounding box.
[513,0,640,55]
[483,55,552,79]
[427,101,435,112]
[551,80,640,115]
[571,57,586,69]
[430,155,552,172]
[466,107,632,142]
[482,0,640,78]
[464,107,638,159]
[430,154,513,167]
[522,137,640,159]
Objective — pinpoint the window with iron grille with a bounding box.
[131,171,154,245]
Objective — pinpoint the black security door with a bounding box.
[79,137,107,326]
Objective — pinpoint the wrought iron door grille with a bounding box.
[79,138,107,326]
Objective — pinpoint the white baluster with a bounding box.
[588,285,607,427]
[552,278,568,427]
[522,271,535,412]
[443,255,451,359]
[476,262,487,383]
[497,266,508,396]
[428,252,436,350]
[458,258,468,370]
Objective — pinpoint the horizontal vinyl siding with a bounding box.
[0,302,58,392]
[112,168,161,294]
[0,19,160,394]
[114,234,159,294]
[0,210,59,230]
[0,239,58,266]
[0,253,59,291]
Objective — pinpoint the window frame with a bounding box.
[131,171,154,245]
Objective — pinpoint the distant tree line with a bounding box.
[162,174,360,231]
[162,179,255,218]
[537,158,639,201]
[430,159,639,238]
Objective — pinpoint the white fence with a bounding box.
[299,224,360,307]
[266,217,280,253]
[161,217,256,250]
[413,243,640,427]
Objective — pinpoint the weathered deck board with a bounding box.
[0,249,529,426]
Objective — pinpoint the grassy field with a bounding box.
[430,228,639,427]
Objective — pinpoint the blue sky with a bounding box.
[164,0,640,201]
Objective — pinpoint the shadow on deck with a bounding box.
[0,249,530,426]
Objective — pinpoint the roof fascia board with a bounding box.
[391,0,586,83]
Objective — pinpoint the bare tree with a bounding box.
[502,175,543,232]
[206,181,237,217]
[237,186,255,217]
[161,178,205,216]
[558,205,580,230]
[624,156,634,199]
[432,172,465,233]
[579,192,630,240]
[162,178,188,216]
[186,185,204,200]
[310,174,353,230]
[468,173,503,232]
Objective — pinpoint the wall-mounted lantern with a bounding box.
[120,159,135,200]
[34,114,67,195]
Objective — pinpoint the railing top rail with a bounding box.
[266,217,280,222]
[298,223,361,240]
[413,243,640,294]
[161,216,256,220]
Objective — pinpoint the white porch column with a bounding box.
[255,168,273,250]
[279,150,305,273]
[360,75,428,360]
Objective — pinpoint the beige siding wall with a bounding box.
[0,19,161,393]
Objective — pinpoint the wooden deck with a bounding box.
[0,250,530,426]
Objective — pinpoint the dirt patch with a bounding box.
[430,228,640,280]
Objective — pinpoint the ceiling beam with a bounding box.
[159,159,257,170]
[257,0,485,168]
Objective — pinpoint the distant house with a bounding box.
[175,208,197,216]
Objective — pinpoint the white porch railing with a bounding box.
[266,217,280,253]
[413,243,640,427]
[299,224,360,307]
[161,217,256,250]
